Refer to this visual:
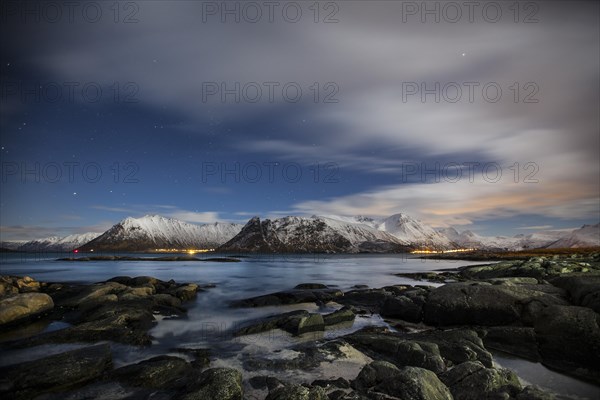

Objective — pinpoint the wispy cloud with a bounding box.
[515,225,553,230]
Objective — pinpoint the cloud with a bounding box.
[291,175,600,228]
[515,225,553,230]
[3,1,598,231]
[0,223,108,241]
[163,210,221,224]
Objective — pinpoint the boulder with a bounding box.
[0,292,54,326]
[266,383,328,400]
[370,365,453,400]
[59,282,128,307]
[231,288,343,307]
[479,326,540,361]
[295,283,329,289]
[406,329,493,368]
[424,282,567,326]
[440,361,522,400]
[549,274,600,313]
[111,355,192,389]
[534,305,600,382]
[234,310,324,336]
[0,343,112,400]
[352,360,401,390]
[182,368,243,400]
[380,295,424,322]
[346,331,446,373]
[323,307,355,326]
[516,385,558,400]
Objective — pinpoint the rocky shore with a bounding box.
[0,253,599,399]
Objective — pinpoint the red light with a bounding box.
[73,249,79,253]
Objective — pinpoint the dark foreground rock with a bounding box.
[234,307,355,337]
[266,383,328,400]
[423,282,568,326]
[347,328,493,373]
[439,361,522,400]
[0,343,112,400]
[234,310,325,336]
[0,292,54,326]
[479,326,541,361]
[534,305,600,383]
[182,367,243,400]
[110,355,193,389]
[1,275,206,348]
[231,286,343,307]
[353,361,453,400]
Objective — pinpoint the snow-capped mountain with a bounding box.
[78,215,242,252]
[17,232,101,252]
[373,213,455,249]
[218,216,410,253]
[320,213,455,250]
[547,224,600,248]
[436,224,600,250]
[0,240,28,251]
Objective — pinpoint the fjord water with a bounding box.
[0,253,598,399]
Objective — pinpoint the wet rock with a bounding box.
[534,305,600,382]
[36,381,161,400]
[111,355,192,389]
[406,329,493,368]
[423,282,567,326]
[266,383,328,400]
[353,362,453,400]
[337,288,390,311]
[0,292,54,326]
[295,283,329,289]
[312,377,350,389]
[440,361,522,400]
[243,340,353,372]
[395,272,453,283]
[231,288,343,307]
[0,343,112,400]
[153,293,183,308]
[249,375,283,390]
[346,331,446,373]
[172,283,200,301]
[549,274,600,313]
[380,295,425,322]
[59,282,128,307]
[458,257,600,281]
[516,385,558,400]
[15,276,41,292]
[479,327,540,361]
[182,367,243,400]
[234,310,325,336]
[174,347,211,369]
[323,307,355,326]
[485,277,540,285]
[352,360,401,390]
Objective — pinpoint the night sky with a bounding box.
[1,0,599,240]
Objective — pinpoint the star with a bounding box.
[461,53,466,57]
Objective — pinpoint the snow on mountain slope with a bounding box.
[219,216,409,253]
[78,215,242,252]
[319,213,455,249]
[374,213,455,249]
[547,224,600,248]
[18,232,101,252]
[435,225,598,250]
[0,240,28,251]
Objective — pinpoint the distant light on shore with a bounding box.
[411,248,475,254]
[153,248,215,254]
